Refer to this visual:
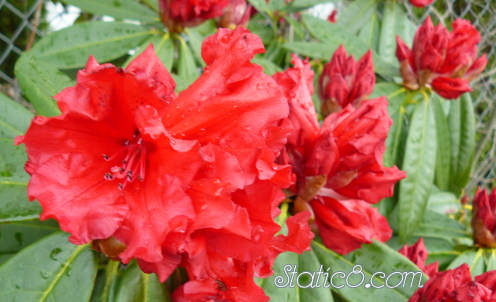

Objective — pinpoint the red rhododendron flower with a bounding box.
[409,264,494,302]
[396,16,487,99]
[275,55,405,255]
[159,0,229,31]
[476,271,496,301]
[217,0,252,28]
[398,238,439,277]
[18,27,314,302]
[472,187,496,248]
[319,45,375,116]
[409,0,435,8]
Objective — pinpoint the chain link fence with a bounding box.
[1,0,495,191]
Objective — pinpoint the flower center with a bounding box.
[102,131,147,190]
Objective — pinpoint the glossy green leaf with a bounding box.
[378,0,414,64]
[312,240,426,301]
[30,21,153,69]
[0,93,41,223]
[184,28,207,67]
[0,221,58,264]
[432,96,451,190]
[247,0,271,15]
[62,0,158,22]
[448,249,485,277]
[261,251,335,302]
[388,209,469,268]
[15,53,71,116]
[176,36,198,88]
[427,190,460,215]
[398,99,437,242]
[448,94,476,195]
[283,41,333,60]
[370,83,407,167]
[113,261,171,302]
[0,232,98,302]
[283,0,331,12]
[358,10,381,52]
[337,0,378,35]
[123,33,175,70]
[253,56,282,75]
[301,14,399,79]
[89,261,120,302]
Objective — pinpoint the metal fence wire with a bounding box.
[0,0,495,191]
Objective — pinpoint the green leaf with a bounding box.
[398,99,437,242]
[282,0,331,12]
[0,221,58,264]
[448,94,476,195]
[378,0,414,64]
[283,42,333,60]
[432,96,451,191]
[15,53,72,116]
[123,33,175,70]
[337,0,378,35]
[253,55,282,75]
[113,261,171,302]
[62,0,158,22]
[0,93,41,223]
[448,249,485,276]
[301,14,399,79]
[0,232,98,302]
[358,10,381,52]
[30,21,153,69]
[247,0,271,15]
[312,240,426,301]
[184,28,207,67]
[388,209,469,268]
[261,251,335,302]
[89,260,120,302]
[370,83,407,167]
[176,36,198,88]
[427,190,460,215]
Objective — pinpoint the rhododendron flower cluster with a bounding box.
[159,0,230,32]
[472,187,496,248]
[409,264,496,302]
[319,45,375,116]
[398,238,439,277]
[396,16,487,99]
[18,27,314,302]
[275,53,405,255]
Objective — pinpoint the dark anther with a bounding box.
[102,154,109,160]
[104,173,113,180]
[118,183,124,191]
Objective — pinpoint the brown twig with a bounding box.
[26,1,43,51]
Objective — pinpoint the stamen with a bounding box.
[102,131,148,189]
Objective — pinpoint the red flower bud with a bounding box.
[395,16,486,99]
[472,188,496,248]
[409,264,493,302]
[409,0,435,8]
[398,238,439,277]
[319,45,375,116]
[217,0,253,28]
[159,0,229,32]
